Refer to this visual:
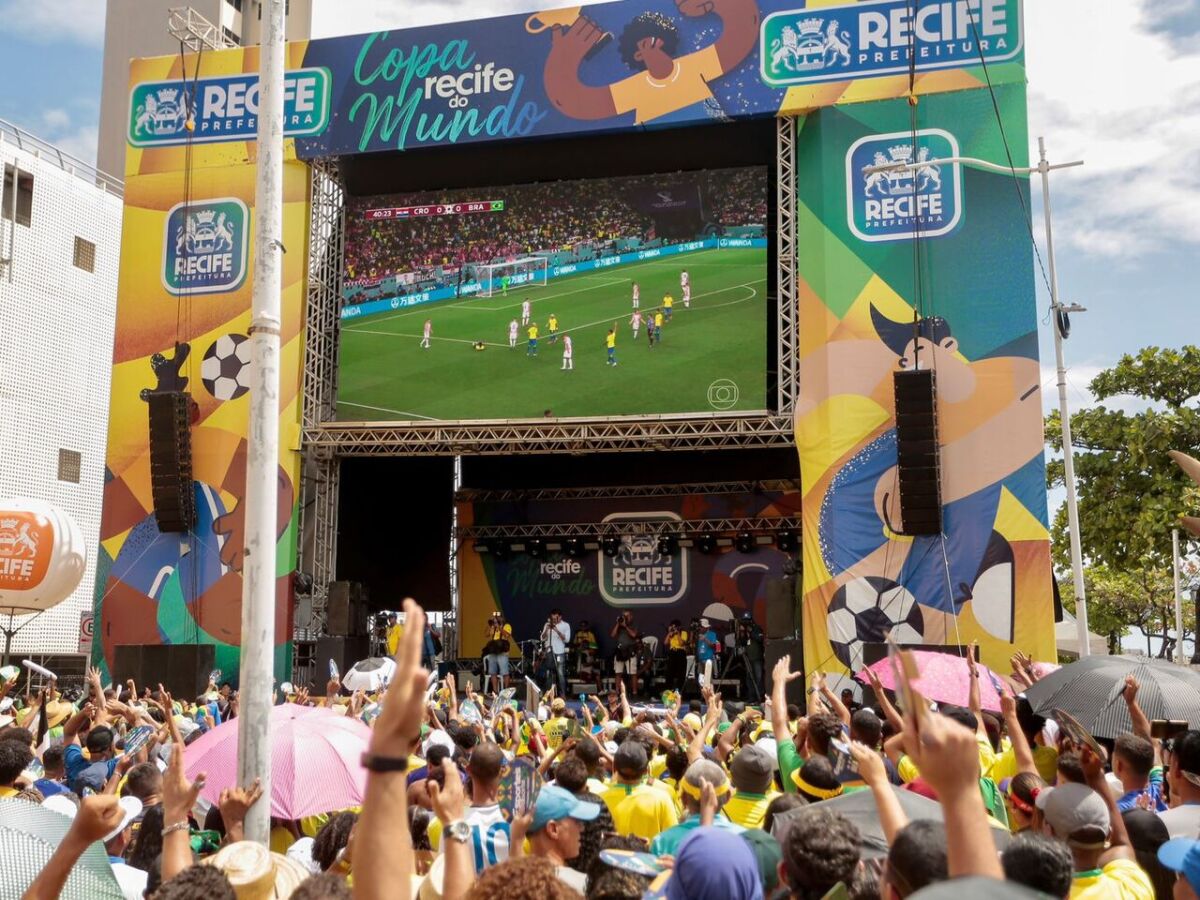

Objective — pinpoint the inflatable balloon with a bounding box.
[0,499,87,613]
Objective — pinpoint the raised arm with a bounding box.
[677,0,760,73]
[999,692,1037,776]
[543,18,619,121]
[965,643,988,741]
[770,656,799,741]
[865,667,903,735]
[1082,745,1135,864]
[1121,675,1153,743]
[818,673,851,727]
[850,742,908,846]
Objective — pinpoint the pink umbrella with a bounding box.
[855,650,1008,713]
[184,703,371,819]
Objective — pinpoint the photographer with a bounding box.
[483,612,514,694]
[665,619,690,688]
[540,609,572,697]
[734,611,764,700]
[610,611,641,698]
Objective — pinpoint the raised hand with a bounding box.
[699,781,718,826]
[218,779,264,843]
[369,598,429,758]
[848,741,887,787]
[428,759,467,824]
[1122,674,1139,704]
[74,794,126,843]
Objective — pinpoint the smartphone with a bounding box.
[1151,720,1189,740]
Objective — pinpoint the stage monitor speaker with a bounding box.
[327,581,367,636]
[315,635,370,680]
[146,391,196,533]
[112,644,215,698]
[764,638,805,707]
[893,370,942,535]
[765,576,798,638]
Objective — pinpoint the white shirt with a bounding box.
[1158,803,1200,838]
[424,322,431,334]
[557,866,588,892]
[522,301,531,313]
[434,803,510,873]
[509,321,518,335]
[546,620,571,654]
[632,285,639,298]
[631,312,642,325]
[563,336,572,354]
[111,862,148,900]
[681,272,689,286]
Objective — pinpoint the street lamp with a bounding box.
[866,137,1090,654]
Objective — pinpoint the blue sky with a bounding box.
[1,0,1195,642]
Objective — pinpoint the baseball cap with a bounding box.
[529,784,600,834]
[1159,837,1200,896]
[699,618,711,628]
[422,729,455,758]
[731,745,774,794]
[1035,783,1109,847]
[682,713,703,732]
[739,829,782,892]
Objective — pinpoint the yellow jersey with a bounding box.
[667,630,690,651]
[386,623,404,656]
[724,790,780,831]
[663,296,673,308]
[1069,859,1153,900]
[654,313,664,327]
[528,325,538,339]
[606,333,616,349]
[548,316,558,331]
[600,783,679,842]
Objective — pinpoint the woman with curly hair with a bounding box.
[467,856,583,900]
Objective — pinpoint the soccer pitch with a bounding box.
[336,248,768,421]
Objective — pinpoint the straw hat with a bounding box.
[203,840,310,899]
[45,699,74,729]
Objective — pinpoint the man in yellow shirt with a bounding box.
[665,619,689,686]
[598,742,678,842]
[652,310,664,345]
[547,313,559,343]
[662,293,674,321]
[543,0,759,126]
[544,697,571,750]
[605,327,618,367]
[385,612,403,657]
[527,323,539,357]
[724,745,779,830]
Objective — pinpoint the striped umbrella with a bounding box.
[184,703,371,819]
[1024,656,1200,739]
[0,798,124,900]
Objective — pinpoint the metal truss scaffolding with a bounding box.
[460,516,803,541]
[777,115,798,417]
[458,479,799,503]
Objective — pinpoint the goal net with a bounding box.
[476,256,548,298]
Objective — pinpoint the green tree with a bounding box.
[1047,345,1200,651]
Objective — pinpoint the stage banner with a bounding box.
[122,1,1023,163]
[94,50,312,681]
[795,83,1055,681]
[457,487,800,658]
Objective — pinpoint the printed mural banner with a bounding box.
[95,47,311,683]
[457,488,800,658]
[795,83,1055,680]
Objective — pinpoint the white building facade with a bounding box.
[0,120,122,670]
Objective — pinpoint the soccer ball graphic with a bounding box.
[826,576,925,672]
[200,333,252,401]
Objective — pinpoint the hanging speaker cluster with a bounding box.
[893,370,942,535]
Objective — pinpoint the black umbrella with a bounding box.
[771,786,1010,859]
[1024,656,1200,740]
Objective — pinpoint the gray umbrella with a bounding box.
[771,786,1011,859]
[1023,656,1200,740]
[0,798,124,900]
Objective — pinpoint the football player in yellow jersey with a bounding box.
[547,313,559,343]
[605,327,618,366]
[662,293,674,321]
[527,322,539,357]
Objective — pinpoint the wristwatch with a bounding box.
[445,820,472,844]
[360,752,409,773]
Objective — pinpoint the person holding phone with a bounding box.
[665,620,690,689]
[541,610,572,697]
[610,612,641,697]
[483,613,514,694]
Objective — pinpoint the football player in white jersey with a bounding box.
[521,298,531,325]
[561,334,573,371]
[508,318,519,349]
[682,283,691,308]
[420,319,432,349]
[631,281,640,310]
[681,269,689,290]
[630,309,643,340]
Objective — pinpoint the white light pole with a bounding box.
[1173,528,1184,664]
[866,137,1090,654]
[238,0,285,845]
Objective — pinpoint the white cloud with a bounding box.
[1025,0,1200,257]
[0,0,105,46]
[41,109,70,131]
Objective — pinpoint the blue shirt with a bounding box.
[697,630,719,663]
[1117,767,1168,813]
[64,744,118,794]
[33,778,69,798]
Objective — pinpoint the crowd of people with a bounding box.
[342,167,767,302]
[4,597,1197,900]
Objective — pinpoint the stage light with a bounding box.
[526,538,545,558]
[602,536,621,558]
[735,531,756,553]
[657,533,679,557]
[776,530,798,553]
[696,534,716,555]
[490,540,508,558]
[564,538,584,558]
[475,541,490,554]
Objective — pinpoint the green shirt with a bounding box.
[777,738,804,793]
